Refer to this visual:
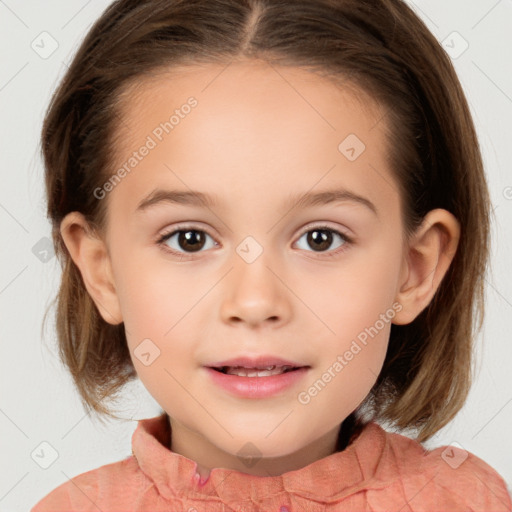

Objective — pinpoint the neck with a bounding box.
[164,412,360,478]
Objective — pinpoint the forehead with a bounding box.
[115,59,384,142]
[106,59,398,218]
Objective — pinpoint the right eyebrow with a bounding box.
[135,189,216,213]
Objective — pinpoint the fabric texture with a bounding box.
[32,413,512,511]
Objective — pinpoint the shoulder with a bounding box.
[380,426,512,511]
[31,455,138,512]
[424,445,512,511]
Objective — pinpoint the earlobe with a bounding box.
[60,212,123,325]
[393,209,460,325]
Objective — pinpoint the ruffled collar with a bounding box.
[131,413,388,503]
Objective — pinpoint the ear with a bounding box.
[393,208,460,325]
[60,212,123,325]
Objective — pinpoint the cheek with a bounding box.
[116,264,198,407]
[299,238,402,395]
[111,242,196,331]
[112,255,207,375]
[304,244,402,340]
[298,313,391,420]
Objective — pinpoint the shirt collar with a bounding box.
[131,413,387,504]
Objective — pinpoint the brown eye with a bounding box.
[295,226,351,253]
[177,230,206,252]
[307,229,333,251]
[159,228,216,254]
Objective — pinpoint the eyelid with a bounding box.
[156,221,354,259]
[155,222,218,243]
[156,221,353,244]
[297,221,354,240]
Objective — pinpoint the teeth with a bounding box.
[223,365,294,377]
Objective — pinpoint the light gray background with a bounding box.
[1,1,511,510]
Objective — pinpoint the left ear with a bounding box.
[393,208,460,325]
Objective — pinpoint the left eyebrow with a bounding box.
[135,187,378,217]
[286,189,378,217]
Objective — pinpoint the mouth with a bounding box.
[204,360,310,398]
[210,365,303,377]
[205,355,309,378]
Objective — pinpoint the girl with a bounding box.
[32,0,511,510]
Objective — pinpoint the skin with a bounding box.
[61,59,460,479]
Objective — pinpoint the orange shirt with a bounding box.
[32,413,512,511]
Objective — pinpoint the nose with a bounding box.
[219,250,292,329]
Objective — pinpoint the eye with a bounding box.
[295,225,352,254]
[156,223,352,259]
[157,226,217,256]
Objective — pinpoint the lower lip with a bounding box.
[205,367,309,398]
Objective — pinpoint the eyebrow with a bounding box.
[135,187,378,216]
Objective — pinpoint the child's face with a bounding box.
[104,60,406,473]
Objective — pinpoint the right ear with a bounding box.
[60,212,123,325]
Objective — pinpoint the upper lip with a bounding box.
[206,356,309,369]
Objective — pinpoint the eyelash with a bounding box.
[155,223,353,260]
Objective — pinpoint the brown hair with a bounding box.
[41,0,490,442]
